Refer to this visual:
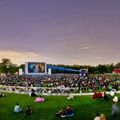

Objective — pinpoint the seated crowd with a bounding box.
[0,74,119,93]
[1,74,120,119]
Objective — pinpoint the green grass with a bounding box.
[0,93,120,120]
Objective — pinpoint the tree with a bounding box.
[115,62,120,68]
[0,58,18,74]
[1,58,11,65]
[19,64,25,73]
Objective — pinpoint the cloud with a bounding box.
[0,50,54,65]
[95,56,103,60]
[81,46,91,50]
[63,46,91,51]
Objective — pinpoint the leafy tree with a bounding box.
[19,64,25,73]
[0,58,18,74]
[115,62,120,68]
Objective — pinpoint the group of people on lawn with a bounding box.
[14,103,32,116]
[56,105,74,118]
[93,90,120,120]
[14,101,119,120]
[1,74,118,93]
[93,100,120,120]
[12,89,120,119]
[14,103,74,118]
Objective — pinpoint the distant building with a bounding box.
[79,69,88,76]
[112,68,120,74]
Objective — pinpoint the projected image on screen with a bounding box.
[28,62,45,73]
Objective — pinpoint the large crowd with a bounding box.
[0,74,120,92]
[1,74,120,120]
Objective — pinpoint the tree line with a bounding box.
[0,58,120,74]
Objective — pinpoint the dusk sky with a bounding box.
[0,0,120,66]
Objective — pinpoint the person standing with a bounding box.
[112,102,119,119]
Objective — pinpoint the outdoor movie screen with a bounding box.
[25,62,46,74]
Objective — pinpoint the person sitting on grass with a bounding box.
[0,93,5,97]
[25,106,32,116]
[14,103,22,113]
[67,94,74,100]
[92,92,102,99]
[100,114,106,120]
[66,105,74,117]
[93,113,101,120]
[56,107,66,118]
[35,97,44,103]
[101,92,108,100]
[56,105,74,118]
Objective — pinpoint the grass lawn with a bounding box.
[0,93,120,120]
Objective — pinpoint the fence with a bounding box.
[0,85,81,96]
[1,85,120,96]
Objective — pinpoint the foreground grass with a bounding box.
[0,93,120,120]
